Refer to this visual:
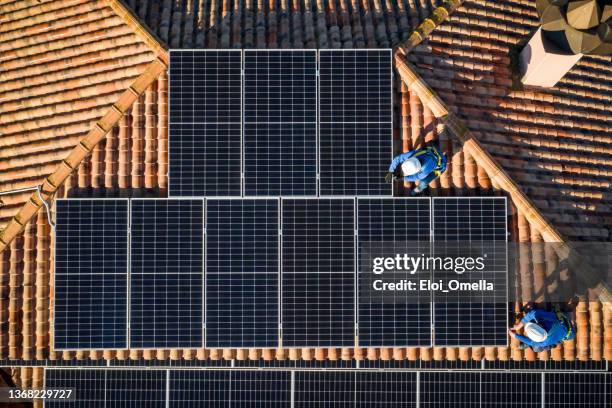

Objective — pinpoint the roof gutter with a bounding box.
[394,53,611,307]
[0,58,167,254]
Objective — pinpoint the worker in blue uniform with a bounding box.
[385,145,448,196]
[508,307,576,352]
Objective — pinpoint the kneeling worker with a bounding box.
[385,145,447,196]
[508,307,575,352]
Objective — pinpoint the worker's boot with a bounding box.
[410,184,427,196]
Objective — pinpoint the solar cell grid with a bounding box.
[169,50,241,123]
[481,372,542,408]
[169,50,242,197]
[45,369,106,408]
[169,122,242,197]
[544,373,609,407]
[53,199,128,350]
[355,371,417,407]
[420,372,481,408]
[281,199,355,347]
[205,199,279,348]
[432,197,508,347]
[356,198,432,347]
[129,199,204,349]
[319,50,393,196]
[169,370,230,408]
[105,370,166,408]
[294,371,356,407]
[243,50,317,196]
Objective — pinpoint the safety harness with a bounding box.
[556,310,575,341]
[414,146,444,176]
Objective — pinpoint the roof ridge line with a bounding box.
[0,58,167,254]
[396,0,465,55]
[104,0,169,65]
[394,53,611,308]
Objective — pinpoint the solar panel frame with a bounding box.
[129,198,205,349]
[53,198,129,351]
[356,197,433,348]
[243,50,318,197]
[431,197,508,347]
[205,198,280,348]
[318,49,394,197]
[168,49,243,198]
[280,198,356,348]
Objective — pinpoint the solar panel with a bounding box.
[168,50,242,197]
[129,199,204,348]
[243,50,317,196]
[356,198,432,347]
[281,199,355,347]
[431,197,508,346]
[205,199,279,348]
[54,199,128,350]
[420,372,481,407]
[355,371,417,407]
[319,50,393,196]
[294,371,356,407]
[45,369,105,407]
[105,370,166,407]
[45,369,166,407]
[169,370,290,407]
[481,372,542,408]
[544,373,609,407]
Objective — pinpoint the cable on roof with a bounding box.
[0,186,56,230]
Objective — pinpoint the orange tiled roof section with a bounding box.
[0,0,159,221]
[406,0,612,242]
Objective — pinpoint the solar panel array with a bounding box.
[169,49,392,198]
[281,199,355,347]
[205,199,279,348]
[45,369,610,407]
[130,199,204,348]
[54,199,129,350]
[432,197,508,346]
[243,50,317,196]
[169,50,242,196]
[356,198,431,347]
[319,49,393,196]
[54,197,508,349]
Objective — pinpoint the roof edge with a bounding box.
[104,0,169,65]
[393,53,611,307]
[0,58,167,254]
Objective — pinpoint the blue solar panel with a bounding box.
[243,50,317,196]
[281,199,355,347]
[295,371,355,407]
[482,372,542,408]
[129,199,204,348]
[169,370,290,408]
[169,50,242,197]
[54,199,128,350]
[169,50,241,124]
[319,50,393,196]
[357,198,432,347]
[205,199,279,348]
[544,373,610,407]
[169,122,242,197]
[420,372,481,407]
[45,369,166,407]
[432,197,508,346]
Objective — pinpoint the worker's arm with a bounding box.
[388,151,416,172]
[520,309,537,324]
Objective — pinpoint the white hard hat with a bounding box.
[525,322,548,342]
[400,157,421,176]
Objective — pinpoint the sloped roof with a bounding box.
[0,0,609,373]
[406,0,612,241]
[0,0,165,224]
